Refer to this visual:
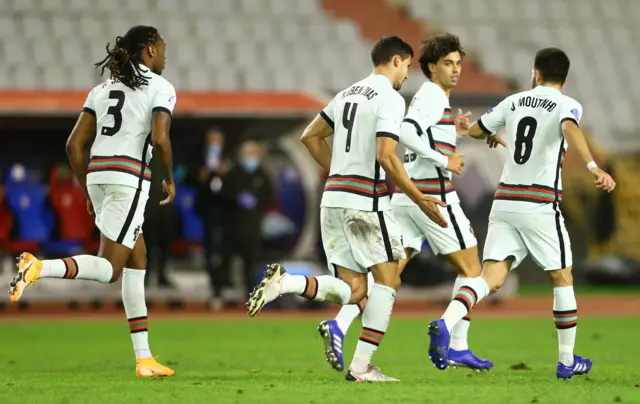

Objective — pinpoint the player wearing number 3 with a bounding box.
[428,47,616,380]
[9,26,176,377]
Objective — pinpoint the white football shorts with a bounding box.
[392,203,477,258]
[483,210,572,271]
[320,207,405,274]
[87,184,148,250]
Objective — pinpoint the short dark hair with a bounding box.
[534,48,570,85]
[95,25,160,90]
[419,33,465,79]
[370,36,414,66]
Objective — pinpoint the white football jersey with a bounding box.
[392,81,459,207]
[478,85,582,213]
[320,74,405,212]
[83,65,177,192]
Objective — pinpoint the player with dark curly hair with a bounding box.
[319,33,495,373]
[10,26,176,377]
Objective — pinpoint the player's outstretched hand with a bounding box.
[487,134,506,148]
[446,153,465,175]
[160,179,176,205]
[590,167,616,192]
[86,199,94,216]
[454,108,473,136]
[417,196,448,228]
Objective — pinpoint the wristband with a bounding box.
[586,161,598,170]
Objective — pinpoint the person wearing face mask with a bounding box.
[218,140,274,301]
[194,128,229,309]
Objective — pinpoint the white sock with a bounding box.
[441,277,490,332]
[553,286,577,366]
[350,283,396,373]
[280,274,351,304]
[334,272,374,335]
[122,268,152,360]
[40,255,113,283]
[450,277,472,351]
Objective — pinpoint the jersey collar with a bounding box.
[534,85,562,95]
[370,74,393,88]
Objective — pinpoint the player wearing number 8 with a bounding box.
[9,26,177,377]
[428,47,616,379]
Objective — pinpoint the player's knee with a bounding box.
[372,271,401,290]
[547,267,573,287]
[349,283,367,303]
[457,261,482,278]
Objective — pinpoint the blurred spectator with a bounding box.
[193,128,228,306]
[143,157,175,287]
[216,140,274,307]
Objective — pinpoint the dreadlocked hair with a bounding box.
[95,25,160,90]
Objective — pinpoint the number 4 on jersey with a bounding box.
[342,102,358,153]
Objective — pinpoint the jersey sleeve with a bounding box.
[559,99,583,127]
[319,95,338,129]
[152,79,177,115]
[403,93,445,133]
[82,87,97,117]
[375,93,405,141]
[399,120,448,169]
[477,98,509,134]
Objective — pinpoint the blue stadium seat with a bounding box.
[175,185,204,242]
[276,167,305,231]
[4,184,52,242]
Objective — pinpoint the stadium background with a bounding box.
[0,0,639,311]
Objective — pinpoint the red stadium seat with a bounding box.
[49,185,93,243]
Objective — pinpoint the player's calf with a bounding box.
[246,263,357,317]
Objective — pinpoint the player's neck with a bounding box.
[371,67,395,87]
[536,82,563,92]
[431,79,451,97]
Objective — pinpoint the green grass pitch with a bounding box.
[0,316,639,404]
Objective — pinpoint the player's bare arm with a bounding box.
[376,136,448,227]
[400,121,465,175]
[561,120,616,192]
[467,120,506,147]
[151,109,176,204]
[66,111,97,204]
[300,114,333,171]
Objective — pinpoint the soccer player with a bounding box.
[9,26,176,377]
[246,36,448,382]
[318,33,494,373]
[427,47,616,379]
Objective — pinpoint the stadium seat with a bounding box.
[174,186,204,243]
[4,184,52,244]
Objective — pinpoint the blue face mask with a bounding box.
[206,145,222,169]
[241,157,260,173]
[208,145,222,157]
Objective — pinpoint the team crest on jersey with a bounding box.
[570,108,580,121]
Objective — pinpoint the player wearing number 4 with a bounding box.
[428,47,616,379]
[319,33,496,373]
[9,26,176,377]
[246,36,450,382]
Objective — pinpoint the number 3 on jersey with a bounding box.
[514,116,537,165]
[101,90,125,137]
[342,102,358,152]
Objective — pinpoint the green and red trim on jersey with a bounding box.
[434,140,456,156]
[88,155,152,181]
[324,174,389,198]
[494,183,562,204]
[395,177,455,196]
[437,108,454,125]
